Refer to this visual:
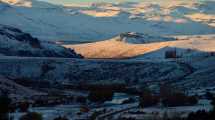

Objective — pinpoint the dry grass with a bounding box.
[64,35,215,59]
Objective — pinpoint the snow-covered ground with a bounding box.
[11,104,82,120]
[118,99,212,120]
[0,56,191,85]
[10,99,213,120]
[0,0,215,42]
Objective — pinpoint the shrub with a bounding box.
[162,92,198,107]
[165,49,177,59]
[89,111,103,120]
[19,112,43,120]
[187,110,210,120]
[205,91,214,100]
[160,84,198,107]
[76,96,87,104]
[53,116,69,120]
[139,88,159,108]
[18,101,30,112]
[88,90,113,103]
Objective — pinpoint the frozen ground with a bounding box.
[10,99,212,120]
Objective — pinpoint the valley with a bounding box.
[0,0,215,120]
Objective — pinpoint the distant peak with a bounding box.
[119,32,143,40]
[115,32,175,44]
[0,0,32,7]
[0,0,58,8]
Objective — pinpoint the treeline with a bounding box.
[166,97,215,120]
[139,84,198,108]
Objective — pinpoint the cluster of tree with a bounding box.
[165,49,177,59]
[205,91,214,100]
[164,97,215,120]
[139,88,159,107]
[88,89,113,103]
[139,84,198,108]
[162,93,197,107]
[160,84,198,107]
[19,112,70,120]
[72,84,126,93]
[17,101,30,112]
[13,78,51,88]
[0,93,73,120]
[186,97,215,120]
[53,116,69,120]
[89,109,108,120]
[186,110,215,120]
[19,112,42,120]
[0,93,34,120]
[0,93,11,120]
[32,96,73,107]
[76,96,87,104]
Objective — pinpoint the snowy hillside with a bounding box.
[0,55,214,90]
[0,0,215,42]
[65,34,215,59]
[0,57,192,86]
[0,24,82,58]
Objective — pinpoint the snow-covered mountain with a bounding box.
[0,24,82,58]
[0,0,215,42]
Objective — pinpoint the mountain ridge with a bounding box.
[0,24,83,58]
[0,0,215,42]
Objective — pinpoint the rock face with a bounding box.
[116,32,175,44]
[0,25,83,58]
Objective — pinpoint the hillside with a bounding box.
[0,57,193,86]
[0,24,82,58]
[64,33,215,59]
[0,55,214,91]
[0,76,43,100]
